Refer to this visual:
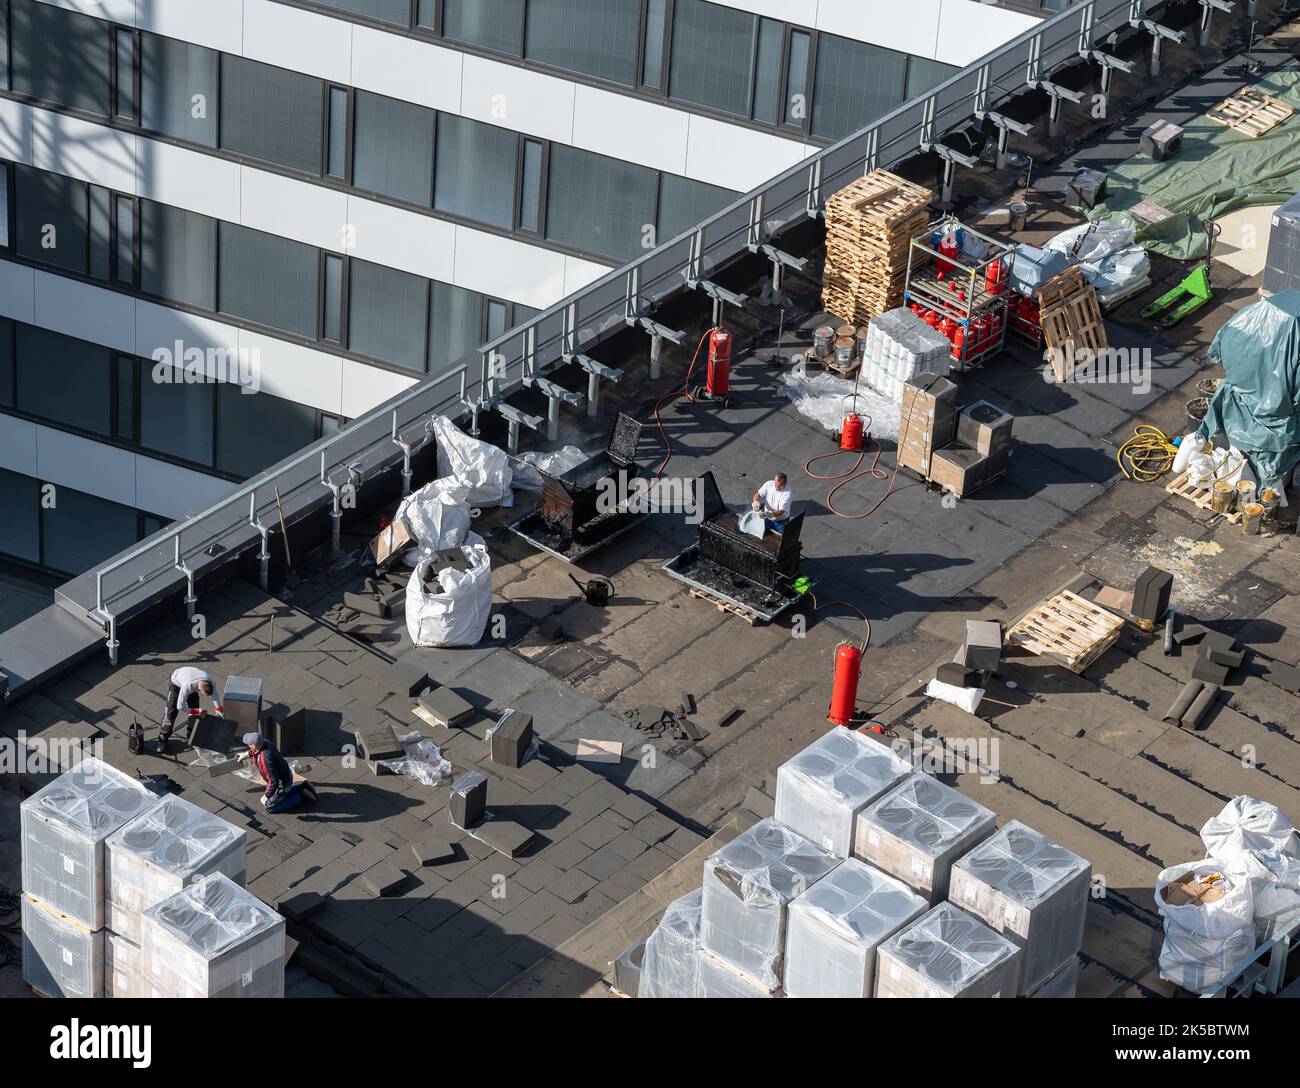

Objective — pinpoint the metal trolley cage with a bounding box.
[1200,913,1300,999]
[54,0,1183,666]
[903,217,1019,371]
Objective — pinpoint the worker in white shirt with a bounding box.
[752,472,793,534]
[160,666,224,751]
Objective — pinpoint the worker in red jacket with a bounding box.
[242,732,317,813]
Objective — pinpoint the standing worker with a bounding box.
[160,666,224,751]
[243,733,317,813]
[751,472,793,534]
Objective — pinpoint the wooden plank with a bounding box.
[1008,589,1124,672]
[1207,86,1294,138]
[1164,471,1244,525]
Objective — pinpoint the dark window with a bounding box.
[430,281,481,373]
[326,87,349,180]
[323,254,343,343]
[114,195,135,285]
[0,318,13,407]
[0,468,39,564]
[545,145,656,260]
[89,186,112,281]
[219,55,324,174]
[641,0,667,90]
[0,166,9,249]
[348,259,428,371]
[785,30,811,126]
[140,34,219,146]
[313,0,411,24]
[905,57,959,101]
[113,354,136,441]
[139,201,217,310]
[353,91,435,205]
[811,33,907,141]
[15,165,88,274]
[15,325,112,436]
[417,1,437,30]
[435,115,517,229]
[657,173,735,243]
[485,298,508,341]
[442,0,524,54]
[218,223,320,338]
[41,484,139,574]
[216,384,318,477]
[525,0,640,86]
[114,29,136,121]
[518,139,544,233]
[752,19,783,124]
[139,369,214,466]
[11,0,110,116]
[669,0,757,118]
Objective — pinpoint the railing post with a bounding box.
[174,537,197,622]
[249,492,270,592]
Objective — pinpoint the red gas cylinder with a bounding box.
[985,257,1006,295]
[707,327,731,397]
[923,308,939,328]
[974,315,990,350]
[950,324,965,361]
[939,316,956,342]
[839,411,865,452]
[827,641,863,726]
[910,301,925,318]
[937,231,960,278]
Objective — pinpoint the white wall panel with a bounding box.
[30,111,138,195]
[136,142,243,223]
[239,1,355,85]
[451,228,570,310]
[134,299,240,363]
[133,454,234,519]
[239,168,350,252]
[350,26,463,112]
[458,56,576,145]
[562,256,615,298]
[36,428,137,507]
[236,330,344,416]
[32,272,136,354]
[683,114,805,194]
[340,358,417,419]
[572,86,690,177]
[344,196,458,284]
[138,0,244,54]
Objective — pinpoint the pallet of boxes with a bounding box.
[632,727,1091,998]
[898,375,1015,498]
[19,756,285,998]
[823,171,933,326]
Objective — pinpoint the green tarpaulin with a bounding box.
[1088,69,1300,259]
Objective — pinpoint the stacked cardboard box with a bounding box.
[875,902,1022,997]
[897,375,958,478]
[860,307,951,401]
[949,820,1091,995]
[823,171,933,325]
[19,758,156,997]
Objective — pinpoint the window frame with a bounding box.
[111,26,140,123]
[514,135,547,236]
[324,83,352,182]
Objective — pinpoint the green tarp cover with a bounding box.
[1203,288,1300,493]
[1088,69,1300,259]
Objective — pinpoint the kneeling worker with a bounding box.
[752,472,793,534]
[161,666,224,751]
[243,732,317,813]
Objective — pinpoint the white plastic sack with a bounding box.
[405,533,492,648]
[1045,222,1149,306]
[1156,860,1255,994]
[511,445,587,491]
[925,677,985,715]
[395,478,472,560]
[432,415,513,507]
[379,735,452,785]
[737,510,766,539]
[1201,796,1300,940]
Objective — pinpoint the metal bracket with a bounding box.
[1197,0,1235,45]
[174,538,197,622]
[1130,1,1186,74]
[975,109,1034,169]
[249,493,271,591]
[567,353,624,419]
[1079,47,1135,105]
[522,375,584,441]
[919,141,979,205]
[487,400,545,453]
[321,456,363,555]
[629,315,685,380]
[391,411,434,498]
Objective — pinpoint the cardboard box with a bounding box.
[371,516,414,567]
[875,902,1020,998]
[898,376,958,476]
[956,400,1014,458]
[929,443,988,498]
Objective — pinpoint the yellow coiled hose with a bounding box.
[1117,425,1180,482]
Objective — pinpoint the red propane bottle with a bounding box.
[707,326,731,397]
[839,411,865,452]
[828,641,863,726]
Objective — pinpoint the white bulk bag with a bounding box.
[1155,860,1255,994]
[1201,796,1300,940]
[405,534,492,648]
[395,478,473,558]
[511,446,587,492]
[432,416,513,507]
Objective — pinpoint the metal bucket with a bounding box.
[833,337,856,366]
[1196,377,1221,398]
[1186,397,1209,428]
[855,325,870,359]
[1210,480,1236,515]
[1241,502,1264,535]
[1009,200,1031,232]
[1235,480,1256,509]
[813,326,834,358]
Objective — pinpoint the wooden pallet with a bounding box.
[1006,589,1124,673]
[689,585,760,625]
[1164,471,1245,525]
[1208,86,1294,138]
[1038,266,1107,382]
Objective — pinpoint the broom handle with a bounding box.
[274,486,294,570]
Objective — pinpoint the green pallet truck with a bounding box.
[1141,221,1219,328]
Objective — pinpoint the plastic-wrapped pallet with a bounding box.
[853,774,996,903]
[860,308,951,402]
[1026,955,1079,998]
[106,794,247,945]
[639,888,703,998]
[1155,861,1255,995]
[106,931,144,998]
[875,902,1021,998]
[774,729,913,858]
[701,818,838,990]
[949,820,1091,994]
[21,756,158,930]
[696,949,778,997]
[1199,795,1300,941]
[21,894,105,998]
[784,858,928,998]
[140,874,285,998]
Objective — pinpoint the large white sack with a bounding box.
[405,534,492,648]
[1155,860,1255,994]
[433,415,513,507]
[395,478,472,558]
[512,445,587,491]
[1201,796,1300,940]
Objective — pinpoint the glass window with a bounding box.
[41,485,139,575]
[812,33,907,141]
[443,0,524,55]
[114,29,136,121]
[11,0,110,116]
[352,91,435,205]
[785,30,811,126]
[430,281,481,374]
[657,173,735,244]
[114,195,135,285]
[15,325,112,436]
[219,55,324,174]
[519,139,543,233]
[348,259,428,371]
[752,19,783,124]
[218,223,320,338]
[0,166,9,249]
[669,0,757,118]
[314,0,411,23]
[140,201,217,310]
[641,0,667,90]
[139,368,214,466]
[434,115,517,229]
[323,254,343,343]
[89,186,112,281]
[113,354,135,441]
[417,1,437,30]
[0,468,39,564]
[215,384,318,478]
[0,318,13,407]
[15,165,88,274]
[486,298,508,341]
[545,145,656,261]
[327,87,349,180]
[525,0,639,86]
[140,34,219,146]
[905,57,959,101]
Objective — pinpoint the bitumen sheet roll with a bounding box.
[1183,684,1220,729]
[1164,680,1203,724]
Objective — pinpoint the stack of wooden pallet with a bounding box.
[823,171,932,325]
[1038,266,1108,382]
[1006,589,1124,673]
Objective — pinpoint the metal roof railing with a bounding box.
[75,0,1179,660]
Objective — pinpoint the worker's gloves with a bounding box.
[752,501,762,512]
[259,795,268,808]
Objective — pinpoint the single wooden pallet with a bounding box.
[1036,265,1092,311]
[688,585,760,626]
[1039,267,1107,382]
[1007,589,1124,673]
[1208,86,1294,138]
[1164,471,1245,525]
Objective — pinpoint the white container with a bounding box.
[875,902,1022,998]
[639,889,703,999]
[106,794,247,944]
[21,757,158,929]
[700,818,838,990]
[774,729,913,858]
[784,858,928,998]
[140,874,285,998]
[21,894,104,998]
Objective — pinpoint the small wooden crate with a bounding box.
[1208,86,1294,138]
[1165,471,1244,525]
[1038,266,1108,382]
[1006,589,1124,673]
